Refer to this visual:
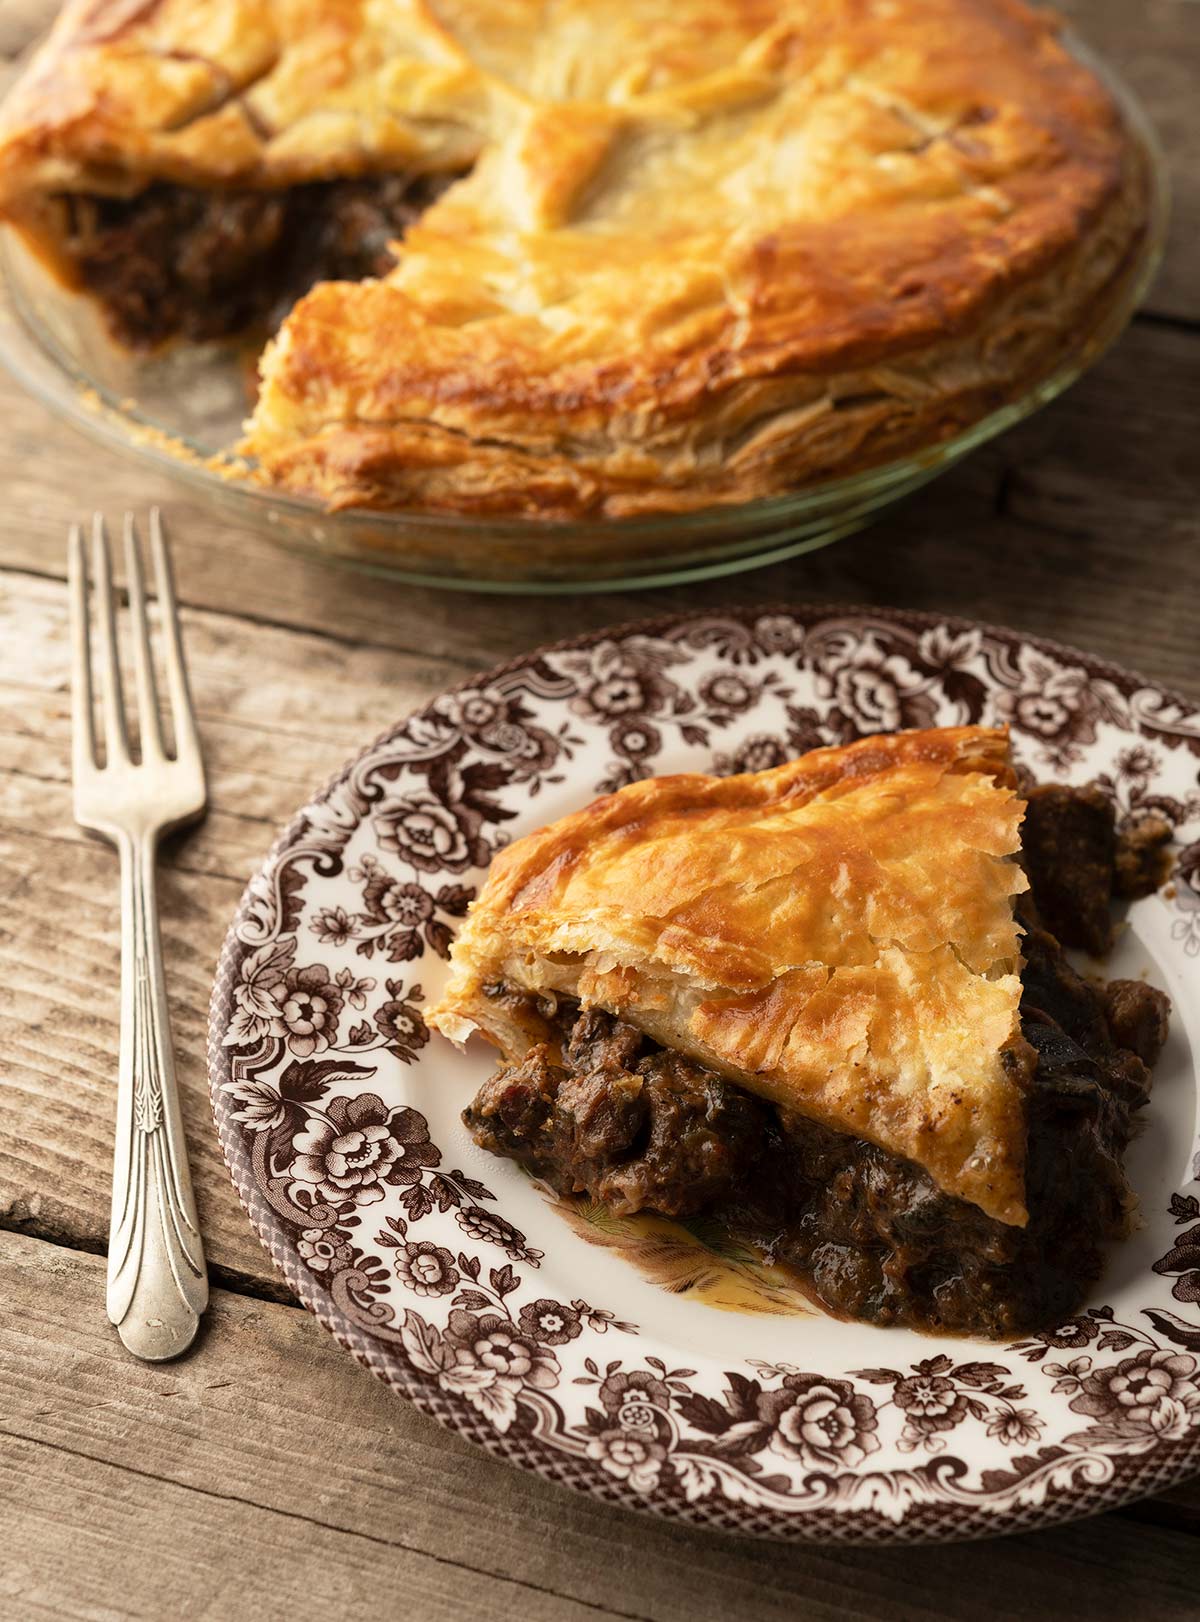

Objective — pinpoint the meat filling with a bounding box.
[466,1007,766,1221]
[1021,783,1172,956]
[463,782,1171,1339]
[58,172,458,349]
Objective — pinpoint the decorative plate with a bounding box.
[208,607,1200,1543]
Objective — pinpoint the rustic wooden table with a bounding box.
[2,2,1198,1616]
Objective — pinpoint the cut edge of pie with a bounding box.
[428,724,1035,1225]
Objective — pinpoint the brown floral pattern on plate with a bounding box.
[209,606,1200,1542]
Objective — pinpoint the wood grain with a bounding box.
[1055,0,1200,327]
[0,821,290,1296]
[4,1229,1199,1622]
[0,571,468,881]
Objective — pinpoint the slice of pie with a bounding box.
[429,726,1171,1338]
[0,0,1151,518]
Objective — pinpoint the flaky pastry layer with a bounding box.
[0,1,1150,517]
[429,725,1035,1225]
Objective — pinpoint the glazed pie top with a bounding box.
[0,0,1148,517]
[429,725,1035,1225]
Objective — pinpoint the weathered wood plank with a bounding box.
[0,571,469,882]
[2,1246,625,1622]
[1055,0,1199,327]
[1122,1478,1200,1538]
[3,1444,635,1622]
[3,1229,1197,1622]
[0,823,293,1295]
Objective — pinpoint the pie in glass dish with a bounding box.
[428,726,1173,1339]
[0,0,1152,519]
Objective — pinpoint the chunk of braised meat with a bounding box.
[464,1008,766,1220]
[1019,919,1153,1111]
[591,1052,766,1218]
[1021,784,1116,956]
[464,1046,562,1153]
[564,1006,643,1075]
[1018,914,1106,1049]
[553,1068,649,1168]
[1102,979,1172,1067]
[1114,814,1173,898]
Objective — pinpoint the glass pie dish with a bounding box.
[0,43,1167,595]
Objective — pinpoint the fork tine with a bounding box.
[91,513,129,766]
[148,508,201,766]
[123,512,164,761]
[68,523,97,778]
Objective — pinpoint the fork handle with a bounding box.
[108,829,208,1360]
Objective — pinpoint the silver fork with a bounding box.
[69,509,209,1361]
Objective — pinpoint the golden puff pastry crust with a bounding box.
[429,725,1036,1226]
[0,1,1150,518]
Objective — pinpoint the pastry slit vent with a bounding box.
[147,48,282,135]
